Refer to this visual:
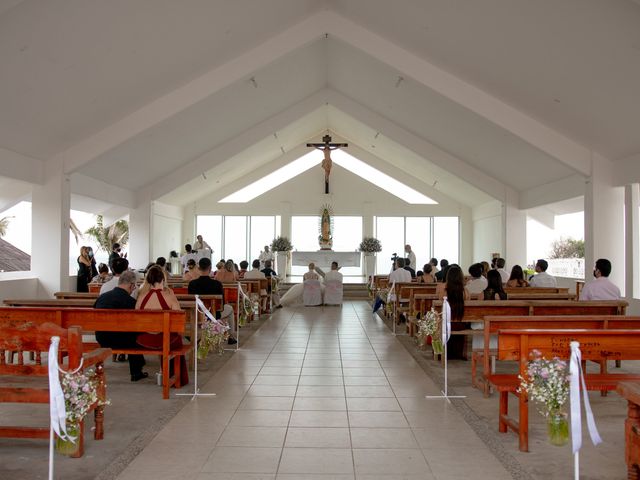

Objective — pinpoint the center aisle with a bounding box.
[116,301,512,480]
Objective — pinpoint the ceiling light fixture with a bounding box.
[395,76,404,88]
[250,77,258,88]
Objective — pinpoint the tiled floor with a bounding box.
[116,301,513,480]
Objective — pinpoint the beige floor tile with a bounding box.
[302,359,342,368]
[284,427,351,448]
[298,375,344,386]
[276,475,354,480]
[201,447,282,473]
[352,449,429,475]
[278,448,354,474]
[346,397,401,412]
[301,367,343,376]
[289,410,349,427]
[344,385,395,397]
[342,368,385,377]
[246,385,298,397]
[293,397,347,411]
[350,427,418,448]
[259,366,302,376]
[343,376,390,386]
[239,396,295,410]
[296,385,346,397]
[196,474,276,480]
[348,411,409,428]
[217,426,287,447]
[230,410,291,427]
[252,375,300,386]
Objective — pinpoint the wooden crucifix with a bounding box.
[307,134,348,194]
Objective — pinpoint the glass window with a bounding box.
[223,216,247,263]
[375,216,405,273]
[291,216,320,275]
[0,201,32,273]
[333,216,363,277]
[196,215,222,260]
[249,216,277,264]
[433,217,459,265]
[405,217,431,272]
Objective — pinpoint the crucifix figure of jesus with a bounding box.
[307,134,348,194]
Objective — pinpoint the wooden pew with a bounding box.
[0,307,189,399]
[617,381,640,480]
[477,315,640,395]
[504,292,576,301]
[504,287,570,295]
[488,328,640,452]
[0,321,111,457]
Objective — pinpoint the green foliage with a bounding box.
[548,237,584,259]
[85,215,129,253]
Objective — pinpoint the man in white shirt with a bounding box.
[529,259,557,287]
[258,246,274,269]
[579,258,621,300]
[466,263,488,295]
[404,245,416,271]
[180,244,198,273]
[389,258,412,284]
[324,261,343,283]
[495,258,510,284]
[193,235,212,257]
[100,258,131,295]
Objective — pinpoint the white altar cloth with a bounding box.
[291,251,361,268]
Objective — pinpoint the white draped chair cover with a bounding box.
[303,279,323,306]
[324,280,343,305]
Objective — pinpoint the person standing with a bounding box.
[404,245,416,270]
[259,246,274,269]
[579,258,621,300]
[77,246,97,293]
[193,235,212,258]
[108,243,122,273]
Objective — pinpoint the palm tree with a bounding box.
[0,216,12,237]
[85,215,129,253]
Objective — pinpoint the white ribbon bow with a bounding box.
[195,295,230,331]
[569,341,602,453]
[442,298,451,344]
[48,337,70,441]
[388,282,396,303]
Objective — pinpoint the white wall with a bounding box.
[0,275,39,302]
[472,201,502,264]
[151,202,183,262]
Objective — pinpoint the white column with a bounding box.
[183,202,196,248]
[129,200,152,271]
[503,189,527,269]
[584,153,625,293]
[279,201,292,239]
[459,206,473,269]
[362,202,374,238]
[625,184,639,299]
[32,168,70,297]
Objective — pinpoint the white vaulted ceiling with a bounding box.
[0,0,639,213]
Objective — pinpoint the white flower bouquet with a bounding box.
[518,350,570,417]
[415,308,443,354]
[359,237,382,253]
[198,319,230,359]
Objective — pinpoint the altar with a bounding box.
[291,251,361,268]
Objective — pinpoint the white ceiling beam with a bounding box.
[0,146,44,184]
[137,89,331,205]
[324,12,592,177]
[57,12,331,175]
[519,174,586,210]
[326,90,508,201]
[613,152,640,186]
[70,173,135,209]
[527,207,556,230]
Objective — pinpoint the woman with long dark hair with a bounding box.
[506,265,529,288]
[484,270,507,300]
[436,264,469,358]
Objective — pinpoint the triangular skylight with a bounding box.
[219,149,437,204]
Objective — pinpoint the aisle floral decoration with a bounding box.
[56,368,110,454]
[238,294,253,327]
[271,236,293,252]
[415,308,444,354]
[198,319,230,359]
[518,350,571,446]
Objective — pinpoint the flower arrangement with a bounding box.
[239,294,254,327]
[198,319,230,359]
[60,368,108,426]
[518,350,570,417]
[271,236,293,252]
[415,308,444,354]
[359,237,382,253]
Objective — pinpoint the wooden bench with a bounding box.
[487,328,640,452]
[0,321,111,457]
[476,315,640,395]
[0,307,189,399]
[617,381,640,480]
[504,287,570,295]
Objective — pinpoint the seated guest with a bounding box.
[303,262,322,281]
[91,263,113,284]
[325,261,343,283]
[429,258,439,276]
[244,259,270,310]
[135,266,188,385]
[183,258,199,281]
[188,258,237,344]
[434,259,449,282]
[389,258,412,284]
[94,271,147,381]
[529,259,557,287]
[100,257,131,295]
[506,265,529,287]
[261,259,278,278]
[483,270,507,300]
[216,259,238,283]
[417,264,435,283]
[495,258,510,284]
[579,258,621,300]
[155,256,170,273]
[403,258,416,278]
[435,264,469,359]
[480,261,490,278]
[238,260,249,279]
[466,263,488,296]
[180,244,197,273]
